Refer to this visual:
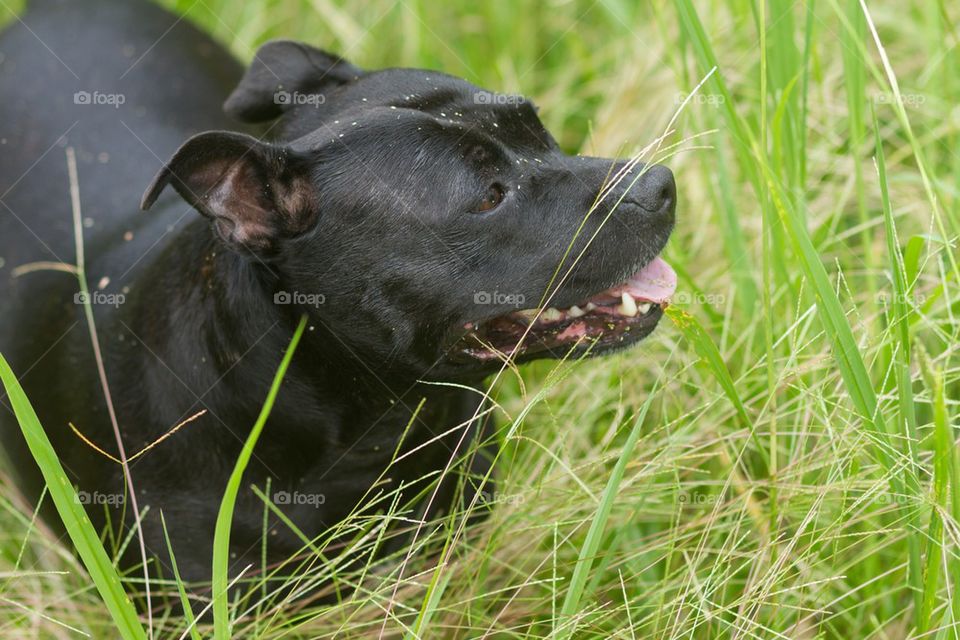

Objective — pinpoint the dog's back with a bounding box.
[0,0,244,510]
[0,0,243,324]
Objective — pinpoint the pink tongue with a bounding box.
[617,257,677,304]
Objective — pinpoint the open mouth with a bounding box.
[457,257,677,361]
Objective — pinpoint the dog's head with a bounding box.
[142,40,677,378]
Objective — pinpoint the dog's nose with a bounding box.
[626,164,676,223]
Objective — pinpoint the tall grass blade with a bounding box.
[874,107,923,611]
[212,315,308,640]
[160,512,201,640]
[0,353,146,640]
[666,306,767,470]
[555,386,658,640]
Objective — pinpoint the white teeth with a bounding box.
[568,305,586,318]
[541,307,564,322]
[514,309,539,324]
[585,302,597,311]
[618,292,638,317]
[637,302,652,315]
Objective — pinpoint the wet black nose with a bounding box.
[626,164,676,222]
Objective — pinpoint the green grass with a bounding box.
[0,356,146,640]
[211,315,308,640]
[1,0,959,638]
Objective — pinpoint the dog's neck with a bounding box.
[126,219,469,472]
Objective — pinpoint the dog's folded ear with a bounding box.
[140,131,319,255]
[224,40,363,123]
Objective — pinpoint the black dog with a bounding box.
[0,0,676,595]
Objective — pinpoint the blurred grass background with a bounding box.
[1,0,959,638]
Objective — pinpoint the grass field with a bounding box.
[1,0,959,638]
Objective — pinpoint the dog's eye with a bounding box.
[475,184,505,213]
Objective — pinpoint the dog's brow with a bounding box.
[484,101,555,152]
[401,87,464,112]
